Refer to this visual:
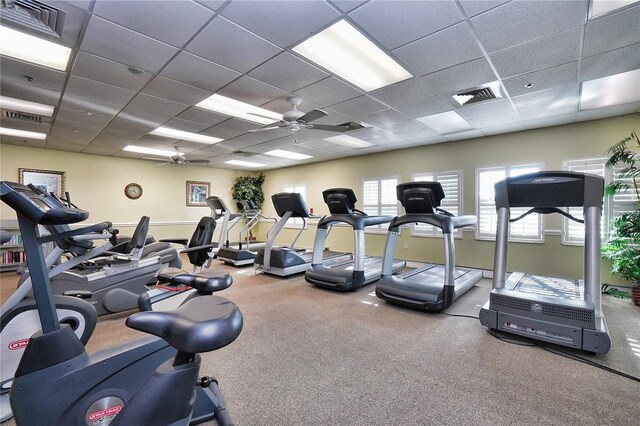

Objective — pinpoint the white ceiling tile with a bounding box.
[175,107,229,126]
[490,27,580,79]
[248,52,329,92]
[395,127,440,141]
[329,95,388,117]
[161,118,210,133]
[479,121,526,135]
[56,108,115,127]
[393,22,483,76]
[160,51,242,92]
[394,95,453,118]
[457,99,517,121]
[1,79,61,106]
[458,0,510,17]
[444,129,484,141]
[82,145,122,155]
[0,136,46,148]
[470,0,588,53]
[217,76,289,107]
[66,75,136,106]
[81,16,178,73]
[576,101,640,122]
[294,77,363,107]
[200,126,243,140]
[466,111,522,128]
[194,0,226,11]
[379,120,428,134]
[583,4,640,58]
[580,44,640,82]
[503,62,578,97]
[93,0,213,47]
[126,94,189,117]
[369,77,436,107]
[142,76,212,105]
[332,0,367,13]
[186,16,282,73]
[71,52,154,91]
[512,84,580,120]
[221,0,340,48]
[60,94,122,116]
[0,57,67,92]
[359,108,407,127]
[215,117,263,133]
[421,58,498,97]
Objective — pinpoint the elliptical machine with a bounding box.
[0,181,243,425]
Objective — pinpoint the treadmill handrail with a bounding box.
[389,214,476,234]
[317,214,392,230]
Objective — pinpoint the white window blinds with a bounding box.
[412,171,462,237]
[362,177,399,230]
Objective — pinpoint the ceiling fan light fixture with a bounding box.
[0,127,47,140]
[0,95,54,117]
[324,134,373,148]
[123,145,181,156]
[580,68,640,110]
[0,24,71,71]
[150,126,223,144]
[293,20,412,92]
[264,149,312,160]
[196,94,281,125]
[225,159,266,167]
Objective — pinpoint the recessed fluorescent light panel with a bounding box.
[150,127,223,144]
[293,20,412,92]
[0,96,54,116]
[264,149,312,160]
[580,69,640,110]
[224,160,266,167]
[123,145,179,156]
[0,25,71,71]
[196,94,281,125]
[324,134,374,148]
[589,0,638,19]
[0,127,47,140]
[416,111,473,134]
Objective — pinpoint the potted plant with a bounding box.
[231,173,266,240]
[602,131,640,306]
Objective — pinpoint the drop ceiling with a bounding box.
[0,0,639,170]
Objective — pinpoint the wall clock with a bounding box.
[124,183,143,200]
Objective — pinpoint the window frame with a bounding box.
[361,175,400,234]
[410,170,464,238]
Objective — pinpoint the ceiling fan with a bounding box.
[248,97,363,133]
[145,147,210,166]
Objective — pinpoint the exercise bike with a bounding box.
[1,180,243,425]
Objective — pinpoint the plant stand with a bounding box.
[632,283,640,307]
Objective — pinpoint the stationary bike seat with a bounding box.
[158,267,233,294]
[126,296,243,354]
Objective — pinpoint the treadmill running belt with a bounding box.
[513,274,583,300]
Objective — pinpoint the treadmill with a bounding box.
[479,171,612,353]
[216,199,276,266]
[254,192,353,276]
[304,188,405,291]
[376,182,482,311]
[204,196,242,263]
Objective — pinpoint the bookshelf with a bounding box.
[1,220,24,272]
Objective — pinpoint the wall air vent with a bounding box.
[2,109,50,124]
[1,0,66,38]
[453,87,498,106]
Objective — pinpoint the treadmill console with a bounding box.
[396,182,445,214]
[0,181,89,225]
[272,192,310,218]
[322,188,358,214]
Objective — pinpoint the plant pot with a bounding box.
[632,283,640,307]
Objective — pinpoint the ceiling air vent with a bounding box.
[1,0,66,38]
[452,87,498,106]
[2,110,50,124]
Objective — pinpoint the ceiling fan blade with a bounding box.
[247,112,280,121]
[156,162,173,166]
[142,156,167,161]
[248,122,290,133]
[184,159,210,164]
[308,124,353,132]
[298,108,327,124]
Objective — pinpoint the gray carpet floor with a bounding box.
[1,262,639,425]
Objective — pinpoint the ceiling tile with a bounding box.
[82,145,122,155]
[523,113,577,130]
[456,99,517,121]
[490,27,580,79]
[0,136,46,148]
[66,75,136,106]
[329,95,388,117]
[221,0,340,48]
[511,84,580,120]
[60,94,122,116]
[49,125,100,142]
[261,97,322,115]
[503,62,578,97]
[185,16,282,73]
[80,16,178,73]
[393,22,483,76]
[359,108,407,127]
[465,110,522,128]
[577,101,640,122]
[369,77,436,107]
[56,108,115,127]
[142,76,211,105]
[110,110,166,133]
[217,76,289,107]
[395,127,440,141]
[458,0,510,17]
[294,77,363,107]
[0,119,48,134]
[470,0,587,53]
[444,129,484,141]
[200,126,243,140]
[332,0,367,13]
[583,4,640,58]
[479,121,526,135]
[1,79,61,106]
[160,51,242,92]
[378,119,428,134]
[71,52,153,91]
[248,52,329,92]
[580,43,640,82]
[162,118,210,132]
[175,107,229,126]
[215,117,263,133]
[194,0,226,11]
[53,117,106,133]
[349,0,463,50]
[394,95,453,118]
[0,57,66,92]
[126,94,189,117]
[93,0,213,47]
[421,58,498,97]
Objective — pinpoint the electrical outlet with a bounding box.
[403,242,409,249]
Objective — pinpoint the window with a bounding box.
[283,184,306,226]
[362,176,399,231]
[563,157,638,245]
[411,170,462,237]
[476,164,543,242]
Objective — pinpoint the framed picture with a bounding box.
[186,180,210,207]
[19,168,66,197]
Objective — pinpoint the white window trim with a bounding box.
[362,175,400,234]
[410,170,464,239]
[475,163,545,244]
